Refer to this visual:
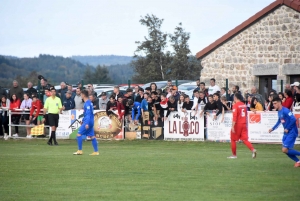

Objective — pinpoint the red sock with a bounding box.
[243,140,254,151]
[231,141,236,156]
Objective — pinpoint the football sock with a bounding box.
[286,153,299,162]
[92,137,98,152]
[231,141,236,156]
[243,140,254,151]
[287,149,300,156]
[77,135,82,150]
[53,131,57,142]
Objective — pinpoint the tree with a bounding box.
[93,65,112,84]
[83,65,111,84]
[131,14,169,83]
[169,23,202,80]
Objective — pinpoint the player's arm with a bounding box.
[58,99,63,113]
[231,105,237,133]
[131,106,135,121]
[284,111,296,133]
[43,99,48,115]
[270,118,281,133]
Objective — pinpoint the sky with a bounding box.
[0,0,275,58]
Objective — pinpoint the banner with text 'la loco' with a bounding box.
[164,111,205,141]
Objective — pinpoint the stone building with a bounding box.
[196,0,300,99]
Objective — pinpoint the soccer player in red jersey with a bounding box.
[228,93,257,159]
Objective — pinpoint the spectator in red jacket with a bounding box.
[30,95,43,125]
[282,89,294,110]
[10,94,21,137]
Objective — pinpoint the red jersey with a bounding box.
[117,101,125,119]
[232,101,247,124]
[30,100,43,118]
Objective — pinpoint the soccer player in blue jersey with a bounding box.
[269,97,300,167]
[73,90,99,156]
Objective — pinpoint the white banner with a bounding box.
[206,111,232,142]
[164,111,205,141]
[56,110,72,139]
[248,111,300,144]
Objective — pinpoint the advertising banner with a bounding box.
[248,111,300,144]
[164,111,205,141]
[56,109,124,140]
[206,111,232,142]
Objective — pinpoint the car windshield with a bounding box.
[178,85,196,91]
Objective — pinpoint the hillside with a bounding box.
[71,55,133,66]
[0,54,88,87]
[0,54,135,87]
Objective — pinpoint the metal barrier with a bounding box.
[7,109,52,138]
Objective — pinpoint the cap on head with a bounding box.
[291,82,300,87]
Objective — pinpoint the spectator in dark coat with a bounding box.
[9,80,24,101]
[26,82,37,97]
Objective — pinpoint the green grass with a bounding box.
[0,139,300,201]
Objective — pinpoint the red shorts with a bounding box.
[230,124,248,141]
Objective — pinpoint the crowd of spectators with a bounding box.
[0,76,300,139]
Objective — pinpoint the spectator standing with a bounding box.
[164,96,177,121]
[200,95,218,118]
[135,88,144,103]
[26,82,37,97]
[290,82,299,96]
[250,86,264,108]
[89,94,99,110]
[213,93,224,121]
[67,85,76,99]
[200,82,208,97]
[182,96,194,112]
[133,85,140,100]
[87,84,97,97]
[282,89,294,110]
[20,93,32,138]
[106,95,118,117]
[123,88,134,102]
[191,89,199,113]
[99,92,109,110]
[163,80,172,93]
[62,91,75,111]
[74,88,84,109]
[29,94,43,125]
[58,82,68,104]
[145,87,151,94]
[294,86,300,105]
[220,87,227,97]
[9,80,24,101]
[113,86,123,100]
[10,94,21,137]
[177,94,185,117]
[150,83,157,93]
[0,95,10,140]
[171,86,180,102]
[250,97,264,112]
[208,78,221,95]
[44,88,62,146]
[230,85,243,102]
[278,92,285,101]
[195,79,201,91]
[37,78,51,104]
[266,94,275,111]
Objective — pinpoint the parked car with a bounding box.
[142,80,193,90]
[97,89,126,98]
[178,82,197,94]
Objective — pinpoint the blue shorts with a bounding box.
[78,123,94,137]
[282,132,297,149]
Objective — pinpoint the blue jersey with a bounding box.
[272,107,298,135]
[131,102,141,120]
[82,100,94,125]
[141,99,148,111]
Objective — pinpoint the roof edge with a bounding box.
[196,0,289,59]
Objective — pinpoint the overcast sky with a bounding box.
[0,0,274,58]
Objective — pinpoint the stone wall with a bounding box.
[200,5,300,93]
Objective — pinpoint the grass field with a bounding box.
[0,139,300,201]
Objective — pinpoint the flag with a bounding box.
[31,124,45,135]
